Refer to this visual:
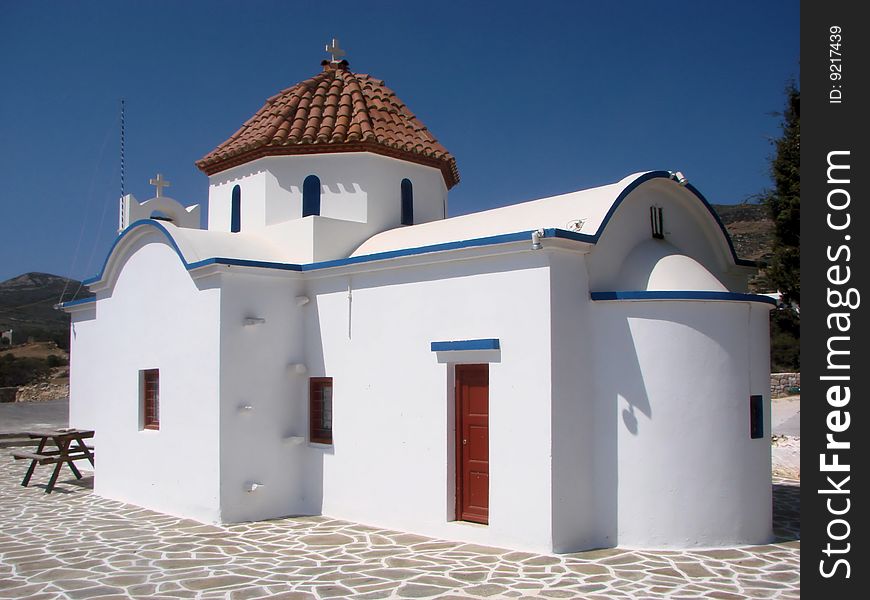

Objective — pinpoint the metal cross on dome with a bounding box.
[325,38,346,63]
[149,173,171,197]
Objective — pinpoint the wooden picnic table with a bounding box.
[11,428,95,493]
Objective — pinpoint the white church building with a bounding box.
[64,49,774,554]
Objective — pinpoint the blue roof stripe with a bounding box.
[301,231,533,271]
[584,171,755,267]
[83,219,187,286]
[430,339,500,352]
[81,220,554,287]
[590,291,777,306]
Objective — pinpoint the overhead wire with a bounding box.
[57,106,118,306]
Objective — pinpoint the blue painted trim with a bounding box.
[84,172,755,287]
[60,296,97,308]
[84,219,187,285]
[430,338,500,352]
[590,291,777,306]
[186,257,304,272]
[584,171,756,267]
[301,231,533,271]
[83,221,544,287]
[546,228,597,244]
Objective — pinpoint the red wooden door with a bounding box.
[455,364,489,524]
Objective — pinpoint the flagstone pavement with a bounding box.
[0,454,799,599]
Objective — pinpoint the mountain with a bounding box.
[0,273,94,349]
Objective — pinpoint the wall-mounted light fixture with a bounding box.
[295,295,310,307]
[245,482,263,493]
[531,229,544,250]
[243,317,266,326]
[289,363,308,374]
[670,171,688,186]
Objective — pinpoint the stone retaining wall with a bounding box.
[771,372,800,398]
[14,382,69,403]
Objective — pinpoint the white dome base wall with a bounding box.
[592,299,772,548]
[206,154,448,263]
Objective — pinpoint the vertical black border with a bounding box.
[802,0,869,593]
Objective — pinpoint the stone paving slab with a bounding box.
[1,451,799,599]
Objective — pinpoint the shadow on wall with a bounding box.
[585,305,652,548]
[274,176,363,197]
[210,164,267,186]
[598,310,653,436]
[299,290,328,515]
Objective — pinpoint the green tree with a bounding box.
[0,354,52,387]
[763,83,800,373]
[764,84,800,306]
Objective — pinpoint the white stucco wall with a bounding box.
[68,234,222,522]
[302,251,555,553]
[68,304,99,433]
[206,153,447,262]
[251,216,375,264]
[547,251,609,552]
[69,168,773,553]
[590,299,772,548]
[216,270,310,522]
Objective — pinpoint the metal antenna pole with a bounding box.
[120,98,126,198]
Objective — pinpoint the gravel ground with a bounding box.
[771,396,800,479]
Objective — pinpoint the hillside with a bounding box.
[0,273,93,349]
[711,202,775,292]
[712,203,774,263]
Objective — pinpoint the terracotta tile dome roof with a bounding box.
[196,60,459,189]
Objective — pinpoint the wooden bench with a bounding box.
[12,449,95,465]
[12,429,95,493]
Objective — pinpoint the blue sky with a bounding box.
[0,0,799,284]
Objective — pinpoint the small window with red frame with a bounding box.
[309,377,333,444]
[142,369,160,430]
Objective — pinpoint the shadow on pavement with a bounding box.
[773,482,800,542]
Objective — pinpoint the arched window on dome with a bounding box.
[303,175,321,217]
[231,185,241,233]
[401,178,414,226]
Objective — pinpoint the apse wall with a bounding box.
[591,298,773,548]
